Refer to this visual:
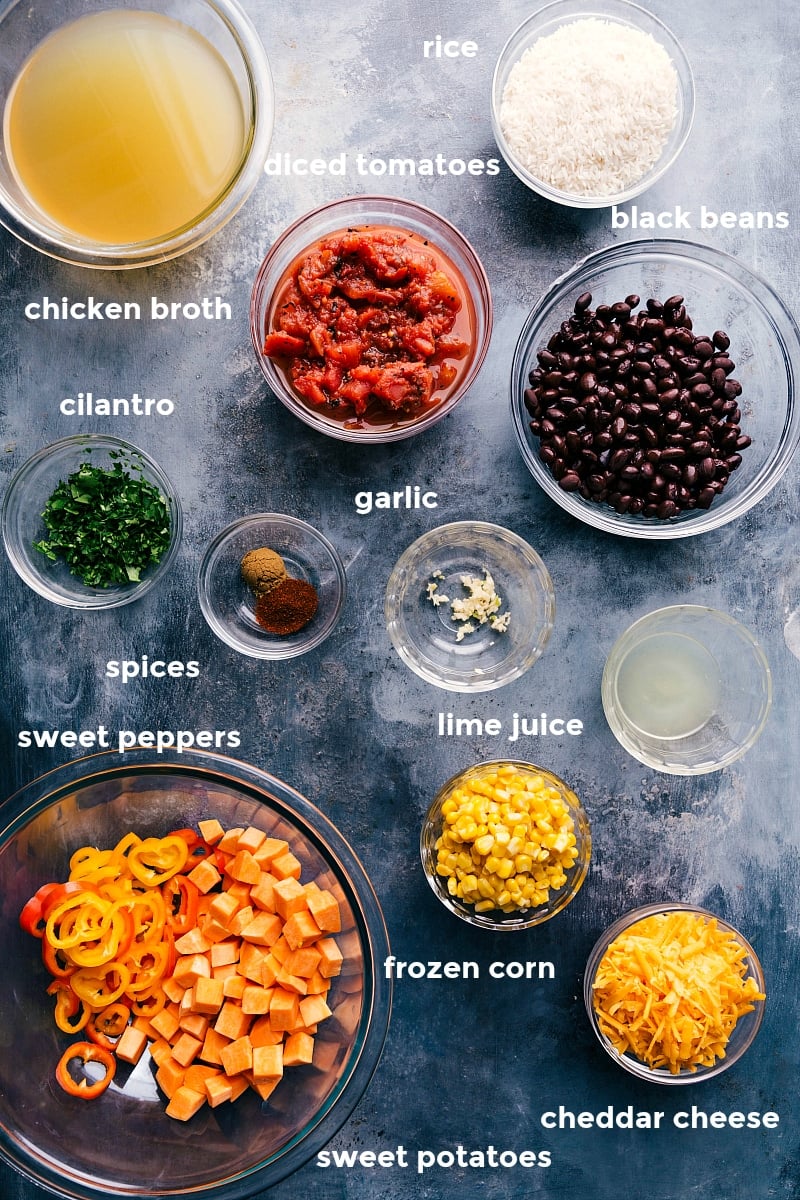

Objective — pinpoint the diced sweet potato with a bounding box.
[283,1031,314,1067]
[220,1035,253,1077]
[252,1043,283,1080]
[306,889,341,933]
[116,1024,148,1065]
[166,1085,206,1122]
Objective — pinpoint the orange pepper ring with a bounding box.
[55,1041,116,1100]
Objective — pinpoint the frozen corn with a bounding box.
[434,763,580,913]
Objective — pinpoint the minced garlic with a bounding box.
[427,569,510,641]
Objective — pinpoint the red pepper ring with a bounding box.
[55,1041,116,1101]
[86,1002,131,1050]
[19,883,62,938]
[161,874,199,935]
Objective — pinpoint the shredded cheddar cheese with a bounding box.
[591,910,765,1074]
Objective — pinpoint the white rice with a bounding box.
[499,17,679,198]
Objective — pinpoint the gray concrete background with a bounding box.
[0,1,798,1198]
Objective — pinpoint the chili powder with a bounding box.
[255,577,318,635]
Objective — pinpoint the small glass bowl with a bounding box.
[2,435,182,609]
[0,748,391,1198]
[584,902,766,1084]
[491,0,694,208]
[198,513,346,659]
[0,0,273,268]
[250,195,493,444]
[420,760,591,931]
[511,239,800,538]
[385,521,555,692]
[602,604,772,775]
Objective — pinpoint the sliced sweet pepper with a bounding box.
[55,1042,116,1100]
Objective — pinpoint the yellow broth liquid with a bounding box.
[3,9,249,245]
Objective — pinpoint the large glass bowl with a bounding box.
[0,0,273,268]
[385,521,555,692]
[511,240,800,538]
[250,195,493,444]
[2,434,182,609]
[491,0,694,209]
[584,903,766,1084]
[0,749,391,1199]
[420,760,591,931]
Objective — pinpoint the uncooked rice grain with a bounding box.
[499,18,679,198]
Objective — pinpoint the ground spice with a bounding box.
[255,576,319,635]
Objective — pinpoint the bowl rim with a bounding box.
[490,0,696,209]
[420,758,591,931]
[0,747,392,1198]
[583,901,766,1084]
[249,194,494,445]
[0,0,275,268]
[385,519,556,693]
[1,433,183,609]
[510,238,800,539]
[197,512,347,659]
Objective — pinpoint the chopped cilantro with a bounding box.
[33,460,172,588]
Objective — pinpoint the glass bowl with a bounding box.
[2,434,182,609]
[198,514,347,659]
[601,604,772,775]
[584,903,766,1083]
[420,760,591,931]
[385,521,555,692]
[250,195,493,444]
[0,0,273,268]
[491,0,694,208]
[0,749,391,1198]
[511,239,800,538]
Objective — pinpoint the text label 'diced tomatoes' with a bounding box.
[263,225,475,429]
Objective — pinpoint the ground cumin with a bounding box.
[255,576,318,635]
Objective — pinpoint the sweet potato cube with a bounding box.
[200,916,233,944]
[172,1032,203,1068]
[211,941,239,968]
[225,850,261,885]
[238,940,269,983]
[284,946,322,979]
[187,859,222,894]
[217,827,245,852]
[317,938,343,978]
[271,850,302,881]
[193,976,225,1015]
[250,1015,283,1047]
[214,1001,251,1042]
[198,818,225,845]
[250,873,279,913]
[242,985,273,1015]
[227,905,255,937]
[252,1043,283,1080]
[283,1031,315,1067]
[173,954,211,988]
[208,892,240,927]
[115,1024,148,1066]
[166,1085,206,1122]
[162,977,186,1006]
[241,911,282,947]
[199,1027,228,1067]
[268,988,300,1032]
[179,1013,210,1042]
[184,1063,219,1094]
[174,927,211,956]
[237,826,267,854]
[305,969,332,995]
[306,889,341,933]
[275,966,308,996]
[299,994,332,1027]
[228,1075,250,1102]
[150,1007,181,1043]
[205,1073,234,1107]
[247,1074,281,1101]
[261,954,280,988]
[283,910,322,950]
[149,1037,173,1067]
[272,877,306,920]
[220,1035,253,1077]
[222,975,247,1001]
[269,936,291,964]
[156,1057,185,1099]
[253,837,289,867]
